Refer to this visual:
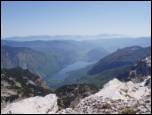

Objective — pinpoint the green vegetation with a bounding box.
[55,84,98,109]
[63,46,150,88]
[102,103,111,109]
[89,46,150,75]
[1,67,52,105]
[1,40,108,85]
[63,65,131,88]
[120,108,136,114]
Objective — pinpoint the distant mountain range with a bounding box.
[2,35,150,41]
[2,36,150,52]
[1,40,109,81]
[1,37,151,88]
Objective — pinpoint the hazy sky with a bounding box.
[1,1,151,38]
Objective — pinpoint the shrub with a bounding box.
[120,108,136,114]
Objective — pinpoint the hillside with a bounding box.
[1,40,109,82]
[1,45,63,79]
[63,46,151,88]
[1,40,109,63]
[1,67,52,108]
[89,46,150,75]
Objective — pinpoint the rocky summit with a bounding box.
[58,76,151,114]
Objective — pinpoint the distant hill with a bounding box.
[1,37,150,88]
[1,45,62,78]
[1,40,109,81]
[2,36,150,52]
[86,48,108,61]
[63,46,151,88]
[83,37,151,52]
[89,46,151,75]
[1,39,109,63]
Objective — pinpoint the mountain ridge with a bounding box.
[1,67,52,108]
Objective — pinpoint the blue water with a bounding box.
[51,61,95,80]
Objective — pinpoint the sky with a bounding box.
[1,1,151,38]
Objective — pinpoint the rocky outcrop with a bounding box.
[129,56,151,82]
[1,94,58,114]
[1,77,151,114]
[58,77,151,114]
[1,68,51,108]
[58,95,151,114]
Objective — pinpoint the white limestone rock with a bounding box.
[58,77,151,114]
[1,94,58,114]
[94,78,150,100]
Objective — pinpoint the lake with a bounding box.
[51,61,95,80]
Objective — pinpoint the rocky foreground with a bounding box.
[58,76,151,114]
[1,94,58,114]
[1,76,151,114]
[1,68,51,108]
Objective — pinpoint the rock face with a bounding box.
[58,77,151,114]
[129,56,151,82]
[95,77,150,100]
[71,96,151,114]
[1,94,58,114]
[59,56,151,114]
[1,68,51,108]
[116,55,151,82]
